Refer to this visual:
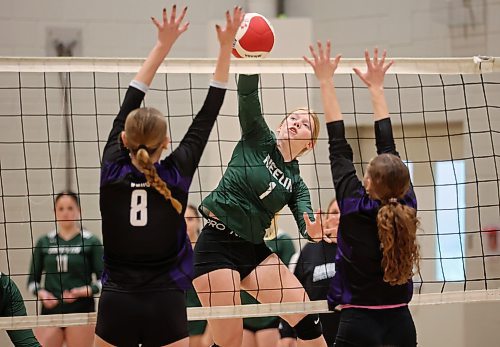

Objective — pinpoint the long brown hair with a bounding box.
[367,154,420,286]
[125,107,182,214]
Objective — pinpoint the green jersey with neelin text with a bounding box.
[200,74,314,244]
[28,230,103,300]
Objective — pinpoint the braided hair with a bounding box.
[124,107,182,214]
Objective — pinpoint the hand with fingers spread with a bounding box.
[353,48,393,91]
[303,210,336,243]
[303,40,341,83]
[151,4,189,48]
[212,6,244,84]
[303,39,343,123]
[216,6,245,48]
[353,48,393,120]
[134,4,190,86]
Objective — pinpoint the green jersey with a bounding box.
[201,75,314,244]
[28,230,103,313]
[0,273,41,347]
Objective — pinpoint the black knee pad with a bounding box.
[293,314,323,340]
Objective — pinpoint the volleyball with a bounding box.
[232,13,275,58]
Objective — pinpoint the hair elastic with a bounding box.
[137,144,149,152]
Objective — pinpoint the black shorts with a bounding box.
[279,312,339,347]
[95,289,188,347]
[193,223,273,280]
[278,318,297,339]
[335,306,416,347]
[41,297,95,315]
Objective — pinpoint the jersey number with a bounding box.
[56,254,68,273]
[130,189,148,226]
[259,182,276,200]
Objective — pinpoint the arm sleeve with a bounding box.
[27,239,44,296]
[101,83,147,165]
[3,278,41,347]
[375,118,418,208]
[89,237,104,295]
[237,74,272,140]
[374,118,399,156]
[327,120,363,201]
[168,85,226,177]
[289,179,314,240]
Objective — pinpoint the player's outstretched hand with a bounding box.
[303,40,341,83]
[304,210,336,243]
[353,48,393,90]
[151,4,189,48]
[216,6,245,47]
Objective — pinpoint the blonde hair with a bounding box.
[367,154,420,286]
[125,107,182,214]
[278,107,320,157]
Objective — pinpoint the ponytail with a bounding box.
[377,202,420,286]
[136,148,182,214]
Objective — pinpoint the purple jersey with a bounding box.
[327,118,417,307]
[100,82,226,292]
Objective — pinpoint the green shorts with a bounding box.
[188,319,208,336]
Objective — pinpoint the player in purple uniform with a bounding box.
[94,5,244,347]
[305,43,420,346]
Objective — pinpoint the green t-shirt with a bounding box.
[200,74,314,244]
[28,230,103,300]
[0,273,41,347]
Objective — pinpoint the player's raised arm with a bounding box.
[353,48,393,122]
[168,6,244,178]
[303,40,342,123]
[213,6,244,84]
[135,5,189,86]
[102,5,189,165]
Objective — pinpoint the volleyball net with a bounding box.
[0,57,499,330]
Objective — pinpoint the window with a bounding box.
[435,160,466,281]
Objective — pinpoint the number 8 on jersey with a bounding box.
[130,189,148,227]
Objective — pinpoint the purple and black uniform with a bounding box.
[96,80,226,346]
[100,81,225,292]
[326,118,418,346]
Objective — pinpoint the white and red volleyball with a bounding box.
[232,13,275,59]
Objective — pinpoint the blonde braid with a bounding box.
[136,148,182,214]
